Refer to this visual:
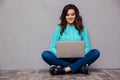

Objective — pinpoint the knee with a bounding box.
[41,51,50,59]
[91,49,100,58]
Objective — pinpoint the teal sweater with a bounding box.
[50,25,91,55]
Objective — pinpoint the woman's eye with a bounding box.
[66,14,69,16]
[71,13,75,16]
[66,13,75,16]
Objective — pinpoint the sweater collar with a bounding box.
[66,25,75,28]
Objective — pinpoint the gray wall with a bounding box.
[0,0,120,70]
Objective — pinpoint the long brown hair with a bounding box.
[59,4,84,35]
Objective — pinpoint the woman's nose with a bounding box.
[68,15,72,18]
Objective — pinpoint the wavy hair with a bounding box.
[59,4,84,35]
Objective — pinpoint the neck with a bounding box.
[67,23,74,26]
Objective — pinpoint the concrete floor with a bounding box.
[0,69,120,80]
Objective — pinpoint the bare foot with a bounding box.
[64,67,71,73]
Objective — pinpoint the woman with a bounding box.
[41,4,100,75]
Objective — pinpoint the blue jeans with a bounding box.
[41,49,100,73]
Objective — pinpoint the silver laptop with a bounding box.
[56,41,85,58]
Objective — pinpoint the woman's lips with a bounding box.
[68,18,73,21]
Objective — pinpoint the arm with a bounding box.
[81,27,91,54]
[50,27,61,55]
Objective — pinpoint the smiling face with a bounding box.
[65,9,76,25]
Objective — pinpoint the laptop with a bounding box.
[56,41,85,58]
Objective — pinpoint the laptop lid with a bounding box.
[56,41,85,58]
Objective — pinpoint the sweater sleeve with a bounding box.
[50,27,61,55]
[81,27,91,54]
